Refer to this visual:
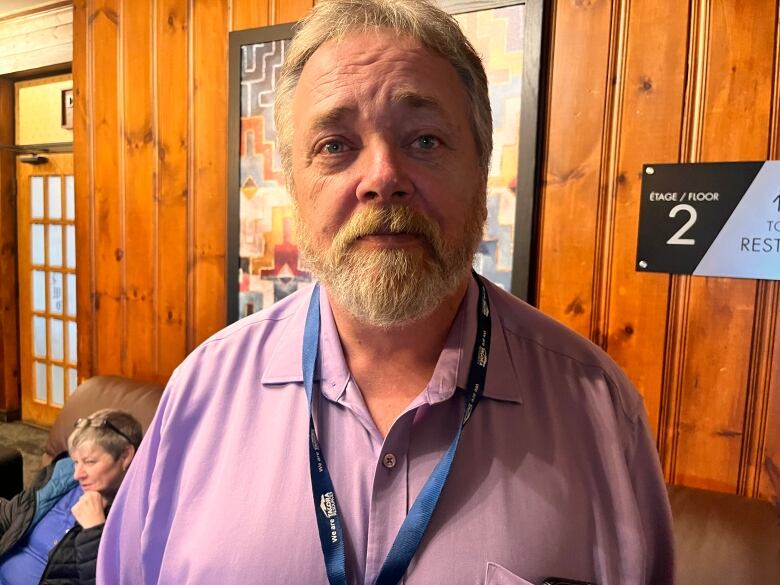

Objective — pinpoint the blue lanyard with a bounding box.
[302,272,492,585]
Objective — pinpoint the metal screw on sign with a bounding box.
[645,167,654,175]
[638,260,648,269]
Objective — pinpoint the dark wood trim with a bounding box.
[511,0,547,303]
[0,409,21,422]
[0,77,20,414]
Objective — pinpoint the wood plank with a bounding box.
[122,0,158,381]
[0,6,71,39]
[156,0,189,376]
[604,1,690,437]
[90,0,124,376]
[0,44,72,77]
[536,0,613,339]
[0,6,72,76]
[672,0,775,493]
[231,0,269,30]
[191,0,229,347]
[72,0,93,383]
[273,0,312,24]
[0,78,20,416]
[741,282,779,499]
[0,24,72,56]
[0,23,73,58]
[758,323,780,501]
[748,18,780,501]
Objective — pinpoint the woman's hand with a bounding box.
[71,491,106,529]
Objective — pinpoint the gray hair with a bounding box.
[274,0,492,185]
[68,408,143,460]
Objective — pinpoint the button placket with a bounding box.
[365,411,414,583]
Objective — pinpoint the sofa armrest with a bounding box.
[668,484,780,584]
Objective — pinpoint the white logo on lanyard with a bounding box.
[320,492,338,519]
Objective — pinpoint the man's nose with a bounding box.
[355,142,414,203]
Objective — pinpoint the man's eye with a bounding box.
[319,141,346,155]
[414,135,440,150]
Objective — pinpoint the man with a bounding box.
[98,1,673,583]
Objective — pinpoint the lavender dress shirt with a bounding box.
[98,278,673,585]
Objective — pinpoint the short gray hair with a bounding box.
[68,408,143,460]
[274,0,492,185]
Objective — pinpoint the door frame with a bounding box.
[0,65,73,423]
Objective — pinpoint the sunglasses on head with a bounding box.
[74,416,136,448]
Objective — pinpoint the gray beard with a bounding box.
[296,204,484,328]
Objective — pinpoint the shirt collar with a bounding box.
[259,278,522,405]
[260,285,350,399]
[429,276,522,404]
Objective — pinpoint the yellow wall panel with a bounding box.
[16,74,73,145]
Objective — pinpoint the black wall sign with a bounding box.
[636,162,780,280]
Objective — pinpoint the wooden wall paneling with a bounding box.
[123,0,157,380]
[589,0,628,351]
[0,78,20,415]
[604,2,690,436]
[757,327,779,501]
[231,0,270,30]
[73,0,93,383]
[90,0,124,376]
[742,281,779,499]
[536,0,613,339]
[658,0,711,483]
[273,0,314,25]
[746,13,780,500]
[671,0,775,492]
[156,0,189,375]
[189,0,230,348]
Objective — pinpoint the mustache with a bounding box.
[330,205,442,253]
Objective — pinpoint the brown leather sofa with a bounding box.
[30,376,780,583]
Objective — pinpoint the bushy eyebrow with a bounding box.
[390,90,446,114]
[391,90,456,131]
[308,106,357,136]
[304,91,455,142]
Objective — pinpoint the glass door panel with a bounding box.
[17,153,78,426]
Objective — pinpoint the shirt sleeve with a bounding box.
[97,379,176,585]
[626,406,675,585]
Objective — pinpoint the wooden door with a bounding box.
[17,153,78,427]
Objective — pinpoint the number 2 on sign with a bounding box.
[667,204,697,245]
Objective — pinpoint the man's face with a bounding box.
[290,29,487,326]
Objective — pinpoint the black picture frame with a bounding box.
[226,1,547,323]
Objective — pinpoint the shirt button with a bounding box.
[382,453,397,469]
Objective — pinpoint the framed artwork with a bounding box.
[227,0,545,322]
[61,88,74,129]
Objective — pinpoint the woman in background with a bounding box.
[0,409,142,585]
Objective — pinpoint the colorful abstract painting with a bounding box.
[236,4,524,316]
[238,38,311,318]
[455,4,524,292]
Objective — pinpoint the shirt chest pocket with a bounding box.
[484,562,536,585]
